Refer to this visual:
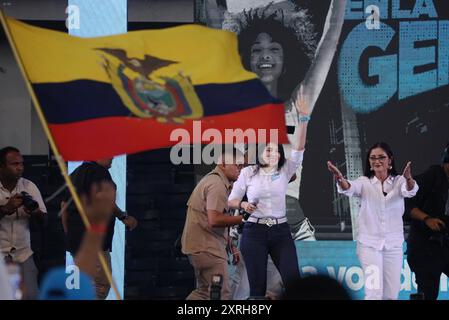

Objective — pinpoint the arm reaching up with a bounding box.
[293,0,347,113]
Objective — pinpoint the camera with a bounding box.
[20,191,39,212]
[241,199,258,221]
[210,274,222,300]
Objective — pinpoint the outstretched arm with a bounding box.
[327,161,350,191]
[294,0,346,113]
[204,0,226,29]
[402,161,416,191]
[292,90,308,151]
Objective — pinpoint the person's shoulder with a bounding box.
[240,166,254,176]
[287,149,304,161]
[19,177,38,190]
[236,166,256,180]
[428,164,443,174]
[416,165,441,180]
[200,174,228,197]
[392,174,405,183]
[356,176,370,183]
[428,165,447,184]
[201,171,224,187]
[417,164,440,174]
[204,170,222,180]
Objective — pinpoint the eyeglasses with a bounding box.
[369,156,388,162]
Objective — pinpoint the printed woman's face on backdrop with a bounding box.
[250,32,284,86]
[368,147,392,175]
[261,143,280,167]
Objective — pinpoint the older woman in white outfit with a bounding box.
[327,142,418,300]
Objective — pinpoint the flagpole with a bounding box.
[0,10,122,301]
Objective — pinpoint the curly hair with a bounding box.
[237,7,312,101]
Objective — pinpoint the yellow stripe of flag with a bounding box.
[6,17,256,85]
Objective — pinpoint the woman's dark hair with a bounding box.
[238,8,311,101]
[251,143,286,176]
[364,142,398,178]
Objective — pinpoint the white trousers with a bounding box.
[357,244,403,300]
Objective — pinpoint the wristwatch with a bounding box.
[118,212,128,221]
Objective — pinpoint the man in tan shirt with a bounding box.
[181,148,246,300]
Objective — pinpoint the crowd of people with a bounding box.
[181,137,449,300]
[1,141,449,300]
[1,0,448,301]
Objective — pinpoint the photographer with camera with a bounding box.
[406,144,449,300]
[0,146,46,300]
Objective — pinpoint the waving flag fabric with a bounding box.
[3,16,287,160]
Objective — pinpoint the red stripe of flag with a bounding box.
[49,103,287,161]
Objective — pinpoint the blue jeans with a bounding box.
[240,222,300,297]
[229,250,284,300]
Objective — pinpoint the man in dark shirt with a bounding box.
[406,144,449,300]
[61,158,138,299]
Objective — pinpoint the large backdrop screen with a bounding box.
[196,0,449,233]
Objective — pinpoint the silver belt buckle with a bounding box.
[265,218,275,227]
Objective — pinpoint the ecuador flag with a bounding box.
[2,16,287,161]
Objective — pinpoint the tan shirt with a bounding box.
[181,166,231,260]
[0,178,47,263]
